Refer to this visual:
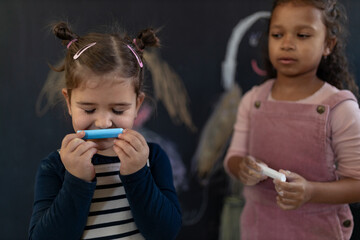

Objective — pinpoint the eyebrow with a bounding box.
[111,103,132,107]
[270,24,316,31]
[76,102,132,106]
[76,102,96,106]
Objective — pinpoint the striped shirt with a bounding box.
[82,156,144,240]
[29,143,182,240]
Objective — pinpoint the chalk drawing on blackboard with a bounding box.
[222,11,271,90]
[193,11,270,181]
[184,11,270,226]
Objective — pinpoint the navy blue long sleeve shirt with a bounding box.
[29,142,182,240]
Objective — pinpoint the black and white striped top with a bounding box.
[82,156,144,240]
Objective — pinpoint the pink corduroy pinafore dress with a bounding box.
[241,80,356,240]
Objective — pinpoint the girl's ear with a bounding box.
[135,93,145,113]
[62,88,72,116]
[324,37,337,57]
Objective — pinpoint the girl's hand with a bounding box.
[238,156,267,186]
[274,170,313,210]
[113,129,149,175]
[60,131,98,182]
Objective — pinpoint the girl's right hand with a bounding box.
[238,156,267,186]
[59,131,98,182]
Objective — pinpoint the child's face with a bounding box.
[268,3,332,78]
[63,75,144,156]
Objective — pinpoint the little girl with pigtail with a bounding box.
[29,22,181,240]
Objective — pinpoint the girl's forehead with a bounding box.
[71,78,137,102]
[79,73,134,89]
[271,2,324,26]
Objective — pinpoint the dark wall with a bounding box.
[1,0,360,239]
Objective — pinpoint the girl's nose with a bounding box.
[95,114,113,129]
[281,35,295,50]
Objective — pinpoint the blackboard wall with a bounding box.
[1,0,360,239]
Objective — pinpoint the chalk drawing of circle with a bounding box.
[222,11,270,90]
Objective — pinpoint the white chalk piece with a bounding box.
[259,164,286,182]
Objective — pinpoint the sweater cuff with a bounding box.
[120,165,149,183]
[64,171,97,195]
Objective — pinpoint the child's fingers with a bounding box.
[238,165,264,185]
[61,133,78,148]
[63,138,85,154]
[239,162,262,178]
[248,168,264,179]
[61,131,85,150]
[279,183,299,194]
[277,195,298,205]
[276,186,299,199]
[275,171,304,192]
[245,157,266,178]
[119,129,146,152]
[76,130,86,138]
[77,141,98,156]
[245,156,262,171]
[114,139,137,157]
[113,141,130,160]
[274,181,301,196]
[124,129,147,144]
[238,170,251,181]
[279,169,298,182]
[81,146,98,160]
[276,197,298,210]
[123,134,142,152]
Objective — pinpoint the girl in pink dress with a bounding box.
[224,0,360,239]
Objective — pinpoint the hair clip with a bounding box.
[67,39,78,49]
[73,42,97,60]
[127,44,143,68]
[133,39,143,52]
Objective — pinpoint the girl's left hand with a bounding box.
[113,129,149,175]
[273,170,314,210]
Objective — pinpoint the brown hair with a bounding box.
[52,22,160,99]
[264,0,359,97]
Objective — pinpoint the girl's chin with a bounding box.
[91,139,117,156]
[96,148,117,157]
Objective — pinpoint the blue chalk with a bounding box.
[78,128,124,139]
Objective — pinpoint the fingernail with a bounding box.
[278,191,284,196]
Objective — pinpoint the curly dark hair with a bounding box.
[263,0,359,98]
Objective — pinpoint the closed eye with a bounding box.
[84,109,96,114]
[271,33,282,39]
[298,34,311,38]
[112,109,124,115]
